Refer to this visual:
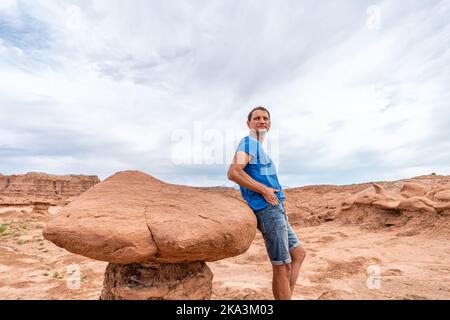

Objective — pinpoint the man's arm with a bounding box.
[227,151,280,206]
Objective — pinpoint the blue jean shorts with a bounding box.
[255,203,301,265]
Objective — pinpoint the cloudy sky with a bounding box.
[0,0,449,187]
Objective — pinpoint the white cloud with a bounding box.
[0,0,17,13]
[0,0,449,186]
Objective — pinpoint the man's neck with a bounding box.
[249,129,267,143]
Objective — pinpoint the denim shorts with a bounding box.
[255,203,301,265]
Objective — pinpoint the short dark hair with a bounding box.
[248,106,271,122]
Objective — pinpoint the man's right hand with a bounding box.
[262,187,280,206]
[228,152,281,206]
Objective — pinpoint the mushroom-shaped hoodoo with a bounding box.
[43,170,256,299]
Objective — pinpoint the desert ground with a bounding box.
[0,173,448,300]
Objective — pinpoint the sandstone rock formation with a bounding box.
[263,174,450,234]
[340,178,450,231]
[100,262,213,300]
[0,172,99,209]
[43,170,256,300]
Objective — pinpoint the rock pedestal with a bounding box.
[100,261,213,300]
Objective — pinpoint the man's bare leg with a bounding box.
[272,264,292,300]
[289,246,306,296]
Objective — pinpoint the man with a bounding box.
[227,106,306,300]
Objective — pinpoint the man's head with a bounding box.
[247,106,271,134]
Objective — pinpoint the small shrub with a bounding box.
[0,224,6,235]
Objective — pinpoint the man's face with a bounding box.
[247,110,271,133]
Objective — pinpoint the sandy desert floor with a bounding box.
[1,206,448,300]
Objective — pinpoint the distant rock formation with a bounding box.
[43,170,256,300]
[204,174,450,235]
[340,176,450,233]
[0,172,100,207]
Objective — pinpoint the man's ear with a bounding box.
[247,120,251,128]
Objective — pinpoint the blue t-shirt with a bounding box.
[235,135,285,212]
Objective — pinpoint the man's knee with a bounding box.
[273,263,291,278]
[291,246,306,263]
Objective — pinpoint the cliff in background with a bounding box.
[0,172,100,206]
